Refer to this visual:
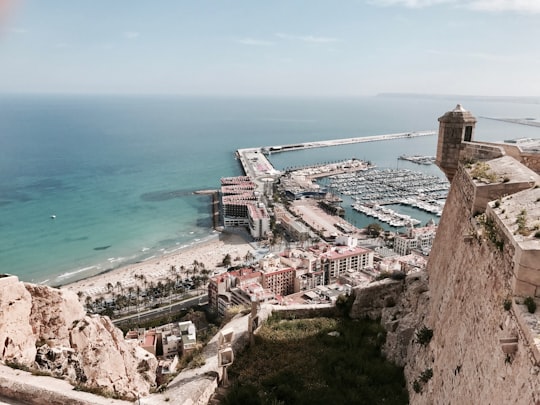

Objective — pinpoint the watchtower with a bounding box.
[436,104,477,182]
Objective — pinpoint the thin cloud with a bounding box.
[276,33,339,43]
[467,0,540,13]
[368,0,540,12]
[367,0,453,7]
[427,49,508,61]
[123,31,140,39]
[237,38,274,46]
[4,27,27,34]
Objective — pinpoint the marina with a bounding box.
[352,204,422,228]
[325,168,449,227]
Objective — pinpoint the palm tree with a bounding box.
[222,253,232,267]
[135,285,141,312]
[192,260,200,277]
[244,251,255,264]
[156,281,164,304]
[116,281,123,295]
[141,274,148,294]
[127,286,135,311]
[106,282,114,294]
[192,276,203,295]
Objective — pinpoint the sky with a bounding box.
[0,0,539,97]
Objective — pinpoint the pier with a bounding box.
[236,130,436,179]
[260,131,436,155]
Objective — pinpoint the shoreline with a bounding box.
[60,230,255,302]
[52,231,220,288]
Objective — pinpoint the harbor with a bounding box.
[235,131,446,231]
[325,168,448,227]
[352,204,422,228]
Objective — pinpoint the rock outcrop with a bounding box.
[0,275,157,400]
[349,272,430,367]
[0,275,35,365]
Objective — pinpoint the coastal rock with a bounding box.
[25,283,85,347]
[35,344,86,383]
[70,315,157,400]
[0,275,35,365]
[0,275,157,400]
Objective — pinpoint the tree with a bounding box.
[222,253,232,267]
[135,285,141,312]
[127,286,135,311]
[156,281,164,304]
[366,222,383,237]
[244,251,255,264]
[85,295,93,312]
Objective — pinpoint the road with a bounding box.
[112,293,208,325]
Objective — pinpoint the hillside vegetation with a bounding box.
[223,315,408,405]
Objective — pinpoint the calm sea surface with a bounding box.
[1,95,538,284]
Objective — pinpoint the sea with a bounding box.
[1,94,539,285]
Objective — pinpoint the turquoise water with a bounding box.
[1,95,538,285]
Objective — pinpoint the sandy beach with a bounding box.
[61,232,255,302]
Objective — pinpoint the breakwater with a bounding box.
[260,131,436,154]
[236,131,436,179]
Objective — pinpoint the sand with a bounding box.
[61,232,255,301]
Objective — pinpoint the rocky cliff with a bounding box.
[0,275,157,401]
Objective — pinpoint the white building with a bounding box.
[394,223,437,256]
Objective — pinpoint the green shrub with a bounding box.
[390,271,406,281]
[419,368,433,383]
[412,379,422,394]
[224,316,408,404]
[516,209,529,236]
[524,296,537,314]
[503,299,512,311]
[415,326,433,346]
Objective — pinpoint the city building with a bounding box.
[393,222,437,256]
[126,321,197,358]
[208,268,264,316]
[220,176,270,238]
[273,204,310,241]
[320,245,374,282]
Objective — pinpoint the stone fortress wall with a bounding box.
[401,105,540,404]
